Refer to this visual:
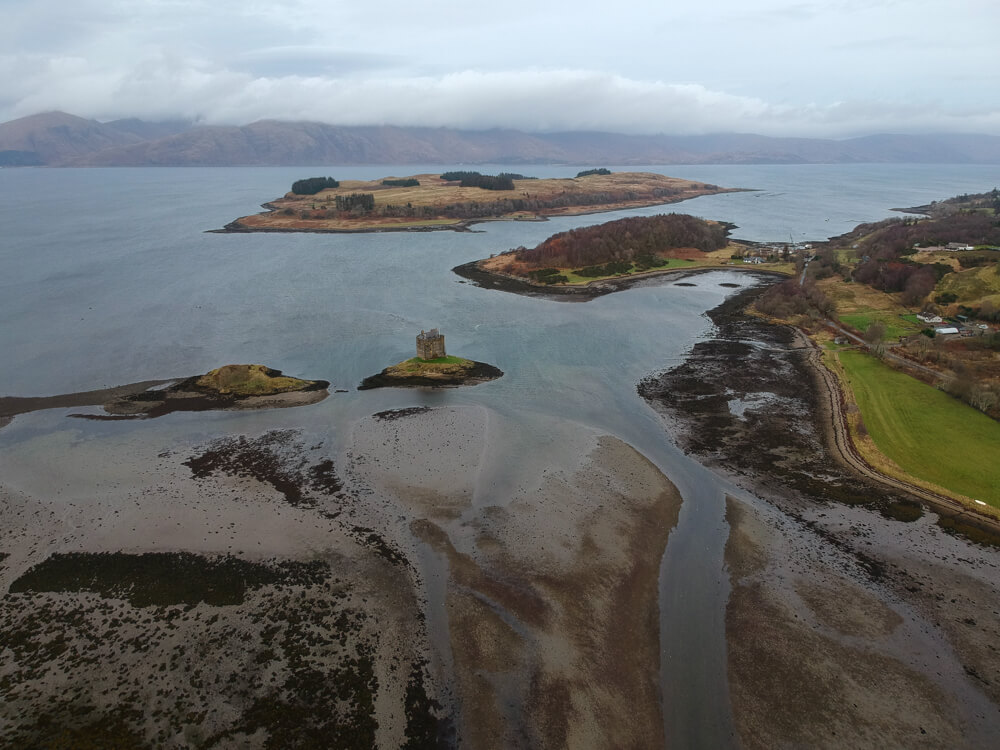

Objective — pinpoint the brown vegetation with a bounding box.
[509,213,730,269]
[225,172,735,232]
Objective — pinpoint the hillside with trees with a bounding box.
[510,214,730,270]
[754,189,1000,420]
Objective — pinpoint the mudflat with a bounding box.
[1,403,684,747]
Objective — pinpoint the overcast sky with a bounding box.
[1,0,997,137]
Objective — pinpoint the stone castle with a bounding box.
[416,328,446,360]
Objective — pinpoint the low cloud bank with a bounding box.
[3,56,998,138]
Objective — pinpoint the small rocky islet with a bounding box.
[359,329,503,390]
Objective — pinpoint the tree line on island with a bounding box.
[287,184,689,221]
[439,171,536,190]
[290,176,340,195]
[512,214,729,269]
[487,214,729,284]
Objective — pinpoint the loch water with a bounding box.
[1,163,997,746]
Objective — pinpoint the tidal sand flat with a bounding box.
[1,402,682,748]
[0,427,437,748]
[348,406,682,748]
[725,495,999,749]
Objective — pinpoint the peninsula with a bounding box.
[454,212,789,297]
[217,170,737,233]
[359,329,502,389]
[0,364,330,427]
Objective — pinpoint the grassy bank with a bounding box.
[817,278,922,339]
[558,258,697,285]
[837,350,1000,508]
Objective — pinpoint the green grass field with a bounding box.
[839,351,1000,507]
[839,312,919,340]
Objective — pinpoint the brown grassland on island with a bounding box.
[226,172,736,232]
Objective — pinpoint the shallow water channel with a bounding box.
[2,164,997,745]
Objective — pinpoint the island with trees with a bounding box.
[454,212,760,297]
[217,171,737,233]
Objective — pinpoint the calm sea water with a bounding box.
[1,163,997,746]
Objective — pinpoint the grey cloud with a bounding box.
[229,47,403,78]
[0,1,997,137]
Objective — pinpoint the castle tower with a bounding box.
[416,328,446,360]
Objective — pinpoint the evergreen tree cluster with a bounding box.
[438,171,534,191]
[576,168,612,177]
[381,178,420,187]
[463,174,513,190]
[397,187,679,221]
[525,268,569,284]
[333,193,376,212]
[512,214,729,269]
[291,176,340,195]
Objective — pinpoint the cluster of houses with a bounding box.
[915,242,976,253]
[916,312,991,337]
[738,242,813,264]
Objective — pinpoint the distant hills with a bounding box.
[3,111,1000,167]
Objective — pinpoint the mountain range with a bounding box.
[3,111,1000,167]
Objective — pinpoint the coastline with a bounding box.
[636,285,1000,746]
[0,372,331,429]
[802,335,1000,531]
[212,188,742,235]
[358,360,503,390]
[638,283,1000,535]
[453,259,789,301]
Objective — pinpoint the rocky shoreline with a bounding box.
[0,365,330,428]
[638,284,1000,748]
[453,260,788,301]
[638,284,1000,538]
[358,361,503,390]
[210,215,477,235]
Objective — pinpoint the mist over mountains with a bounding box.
[3,111,1000,167]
